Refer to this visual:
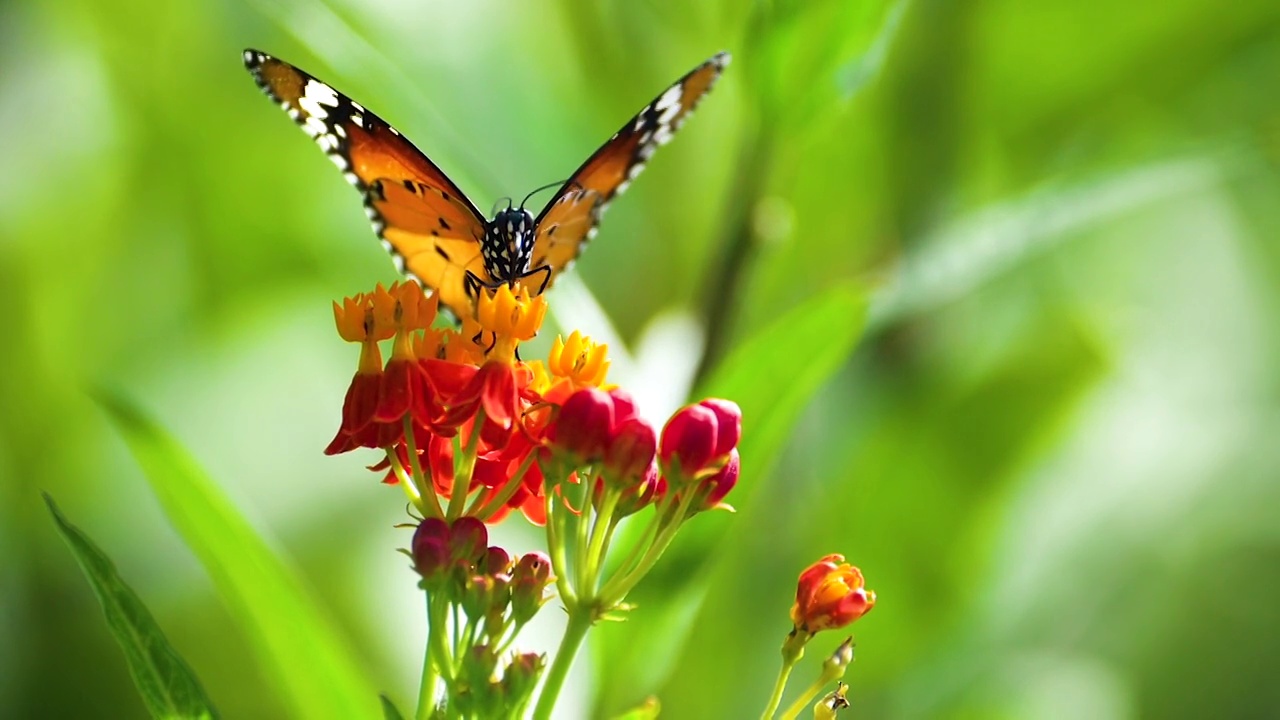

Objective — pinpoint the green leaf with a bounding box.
[44,493,219,720]
[379,694,406,720]
[97,391,381,719]
[610,697,661,719]
[593,284,868,714]
[699,282,868,481]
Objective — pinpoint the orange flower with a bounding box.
[791,554,876,633]
[327,280,615,527]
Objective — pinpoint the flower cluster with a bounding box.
[411,517,553,716]
[324,280,608,524]
[325,280,746,717]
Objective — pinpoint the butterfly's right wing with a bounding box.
[244,49,491,317]
[528,52,731,286]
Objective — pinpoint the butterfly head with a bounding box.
[483,207,537,283]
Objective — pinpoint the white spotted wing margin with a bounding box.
[529,51,731,282]
[242,49,492,317]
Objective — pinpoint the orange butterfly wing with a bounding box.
[529,52,731,285]
[244,49,489,317]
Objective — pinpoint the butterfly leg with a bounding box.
[521,264,554,296]
[464,270,485,304]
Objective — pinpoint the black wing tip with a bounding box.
[243,48,269,68]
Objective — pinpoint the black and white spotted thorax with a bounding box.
[483,207,537,283]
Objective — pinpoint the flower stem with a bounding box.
[778,677,827,720]
[417,593,450,720]
[760,631,808,720]
[532,608,594,720]
[759,658,795,720]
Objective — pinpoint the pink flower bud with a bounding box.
[698,448,739,509]
[549,387,615,462]
[448,516,489,566]
[511,552,554,625]
[659,403,720,477]
[698,398,742,456]
[411,517,450,581]
[604,416,657,483]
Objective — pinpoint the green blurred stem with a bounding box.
[532,608,594,720]
[778,677,828,720]
[598,491,696,606]
[762,631,809,720]
[760,660,795,720]
[401,418,444,518]
[447,411,484,519]
[694,131,774,386]
[418,593,451,720]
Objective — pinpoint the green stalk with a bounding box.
[531,608,594,720]
[447,411,485,519]
[401,418,444,518]
[417,593,452,720]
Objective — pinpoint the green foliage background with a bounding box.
[2,0,1279,717]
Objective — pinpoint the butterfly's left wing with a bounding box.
[244,49,492,317]
[528,52,731,287]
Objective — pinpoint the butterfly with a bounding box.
[244,49,730,318]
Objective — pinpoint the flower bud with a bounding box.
[697,448,739,510]
[448,516,489,567]
[548,387,615,462]
[479,546,512,577]
[510,552,554,625]
[604,416,657,484]
[615,463,662,518]
[791,554,876,633]
[411,517,450,583]
[500,652,545,711]
[698,398,742,457]
[659,403,719,477]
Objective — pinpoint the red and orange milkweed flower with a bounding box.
[791,554,877,633]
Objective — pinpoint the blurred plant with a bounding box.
[760,556,875,719]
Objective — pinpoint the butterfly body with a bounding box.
[244,49,729,318]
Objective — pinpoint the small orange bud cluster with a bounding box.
[791,554,876,634]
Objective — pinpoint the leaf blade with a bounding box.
[45,493,219,720]
[97,391,381,719]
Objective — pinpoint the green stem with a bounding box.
[598,491,697,605]
[759,663,793,720]
[447,412,484,519]
[761,631,810,720]
[584,487,620,590]
[778,677,827,720]
[402,418,444,519]
[546,489,577,608]
[417,593,450,720]
[532,608,594,720]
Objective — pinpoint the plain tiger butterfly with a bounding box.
[243,49,730,318]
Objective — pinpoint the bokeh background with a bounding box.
[3,0,1279,717]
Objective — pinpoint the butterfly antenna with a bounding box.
[491,197,513,216]
[519,178,573,209]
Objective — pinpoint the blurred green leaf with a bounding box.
[699,282,867,473]
[379,694,405,720]
[97,392,380,719]
[610,697,661,720]
[594,284,868,713]
[44,493,219,720]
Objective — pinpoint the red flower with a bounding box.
[791,554,876,633]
